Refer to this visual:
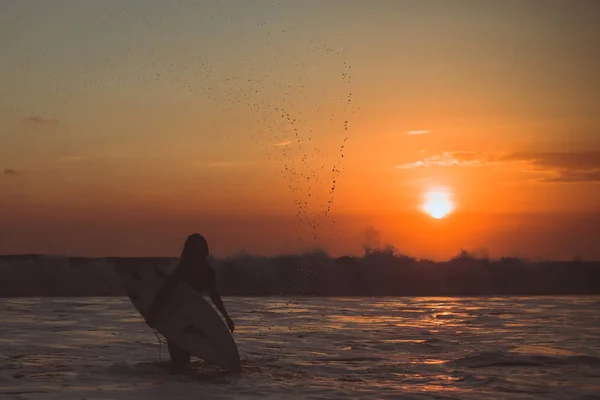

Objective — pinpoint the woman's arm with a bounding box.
[209,285,235,333]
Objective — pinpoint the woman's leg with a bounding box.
[167,339,190,371]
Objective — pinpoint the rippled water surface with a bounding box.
[1,296,599,399]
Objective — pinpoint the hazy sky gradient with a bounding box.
[1,1,599,259]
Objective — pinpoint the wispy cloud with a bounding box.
[501,151,600,172]
[396,150,600,183]
[273,140,292,147]
[542,169,600,183]
[502,151,600,183]
[2,169,20,176]
[58,156,89,162]
[21,115,59,125]
[395,151,487,169]
[203,161,241,168]
[407,130,429,135]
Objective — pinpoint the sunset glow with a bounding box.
[422,189,454,219]
[1,1,599,261]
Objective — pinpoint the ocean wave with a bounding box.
[1,296,599,399]
[448,350,600,369]
[1,252,600,297]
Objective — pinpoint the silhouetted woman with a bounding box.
[146,233,235,371]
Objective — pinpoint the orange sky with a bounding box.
[1,1,599,260]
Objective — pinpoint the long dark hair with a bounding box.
[180,233,209,266]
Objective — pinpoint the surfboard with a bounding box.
[114,262,241,371]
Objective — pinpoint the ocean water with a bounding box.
[1,296,599,399]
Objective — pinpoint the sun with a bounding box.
[422,188,454,219]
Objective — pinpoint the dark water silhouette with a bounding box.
[1,249,599,297]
